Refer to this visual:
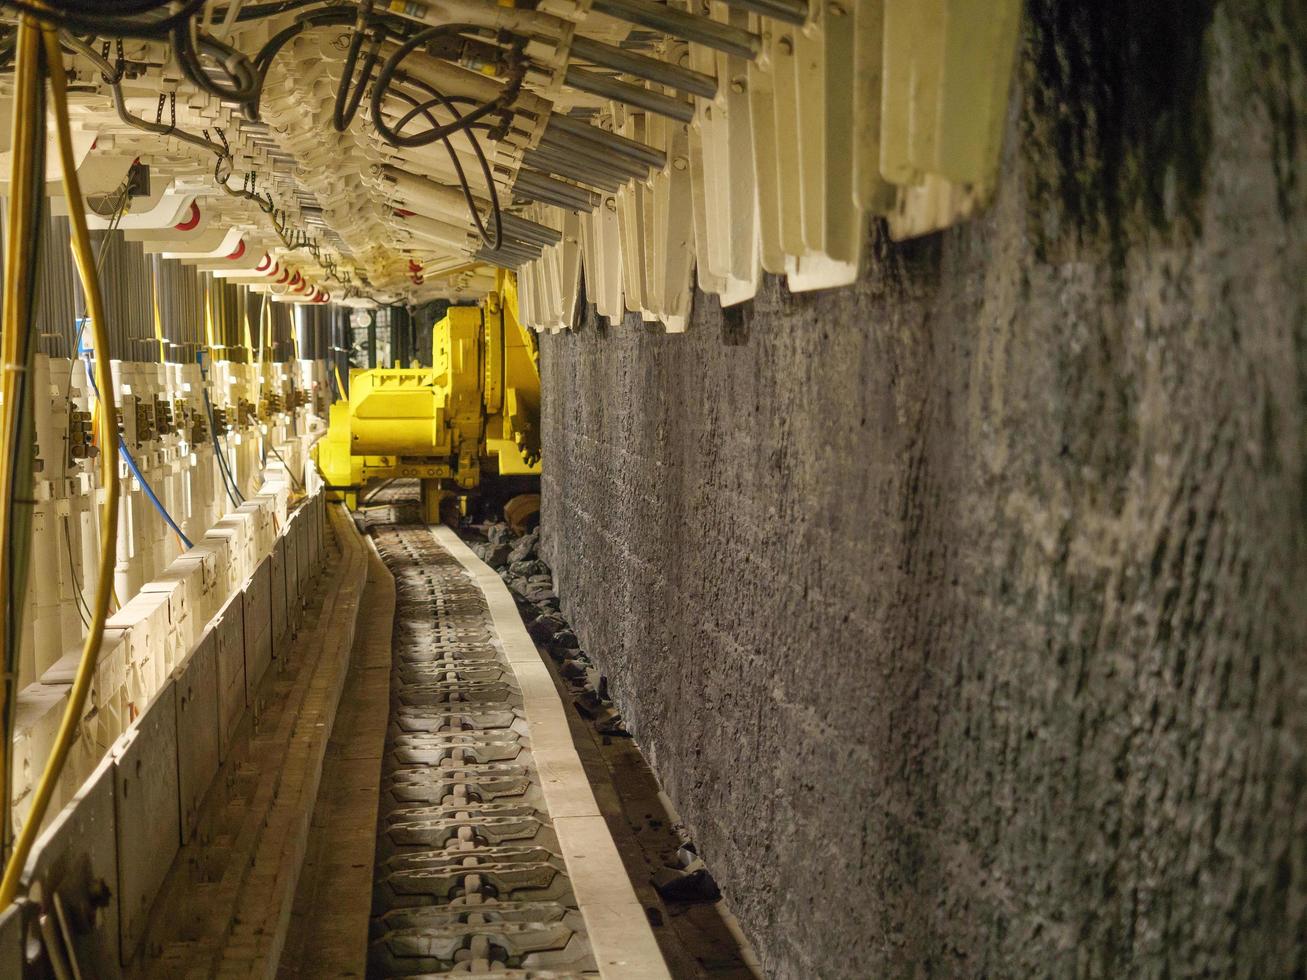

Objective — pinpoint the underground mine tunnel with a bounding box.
[0,0,1301,977]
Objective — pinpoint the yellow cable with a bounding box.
[83,400,121,619]
[203,276,216,350]
[150,247,183,550]
[0,23,122,904]
[243,285,256,361]
[0,15,44,861]
[151,268,167,365]
[255,290,267,410]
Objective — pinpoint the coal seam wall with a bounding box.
[539,2,1307,976]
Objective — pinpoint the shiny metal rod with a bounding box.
[546,114,668,170]
[524,139,634,187]
[569,36,718,99]
[522,146,626,193]
[564,66,696,123]
[513,170,602,212]
[591,0,760,60]
[538,128,652,180]
[480,240,541,265]
[500,213,564,248]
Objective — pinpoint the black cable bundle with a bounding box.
[332,0,382,132]
[2,0,527,260]
[367,25,529,251]
[252,8,518,251]
[0,0,207,39]
[171,17,260,102]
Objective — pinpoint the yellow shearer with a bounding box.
[317,271,541,523]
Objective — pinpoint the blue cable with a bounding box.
[78,347,194,550]
[118,441,194,549]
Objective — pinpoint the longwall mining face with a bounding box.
[2,0,1024,970]
[1,1,1299,978]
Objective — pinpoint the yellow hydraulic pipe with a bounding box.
[0,14,44,862]
[0,22,123,905]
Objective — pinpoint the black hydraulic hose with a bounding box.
[2,55,45,797]
[240,6,359,121]
[172,19,260,103]
[0,0,206,39]
[60,35,230,157]
[332,0,383,132]
[368,24,526,150]
[388,87,503,251]
[220,0,328,20]
[197,353,245,507]
[48,0,173,14]
[202,386,245,507]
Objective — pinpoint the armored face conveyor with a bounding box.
[365,505,668,977]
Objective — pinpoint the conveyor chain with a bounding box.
[368,523,597,979]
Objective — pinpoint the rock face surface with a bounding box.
[538,4,1307,977]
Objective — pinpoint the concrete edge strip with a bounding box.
[220,502,370,974]
[279,531,397,977]
[431,526,672,980]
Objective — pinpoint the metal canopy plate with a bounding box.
[114,681,182,963]
[270,535,289,657]
[20,756,122,978]
[243,557,274,696]
[285,511,303,631]
[213,595,248,757]
[175,629,221,839]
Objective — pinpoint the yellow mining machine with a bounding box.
[317,273,541,523]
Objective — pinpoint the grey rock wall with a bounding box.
[538,2,1307,976]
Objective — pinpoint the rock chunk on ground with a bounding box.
[508,529,540,564]
[651,867,722,903]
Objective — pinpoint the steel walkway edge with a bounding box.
[366,521,671,980]
[434,527,670,980]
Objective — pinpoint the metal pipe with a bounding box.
[512,170,601,212]
[488,239,542,262]
[524,141,633,189]
[523,140,626,184]
[569,35,718,99]
[477,242,538,267]
[563,66,696,123]
[538,128,652,180]
[590,0,760,60]
[383,165,488,226]
[545,113,668,169]
[500,213,563,247]
[402,213,475,250]
[521,147,624,194]
[475,252,519,270]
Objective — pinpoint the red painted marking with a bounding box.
[174,201,201,231]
